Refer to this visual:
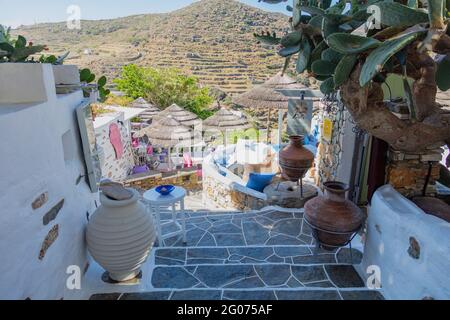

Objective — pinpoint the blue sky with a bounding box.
[0,0,289,28]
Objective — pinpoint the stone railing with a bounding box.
[202,151,268,211]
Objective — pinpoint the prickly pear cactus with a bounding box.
[252,0,450,153]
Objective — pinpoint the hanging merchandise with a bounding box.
[109,123,124,159]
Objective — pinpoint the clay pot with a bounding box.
[304,181,365,250]
[86,189,156,281]
[279,136,314,181]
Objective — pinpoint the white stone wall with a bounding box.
[95,114,135,182]
[0,64,97,299]
[360,185,450,300]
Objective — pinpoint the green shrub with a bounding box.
[114,65,214,119]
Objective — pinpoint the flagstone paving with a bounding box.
[89,209,383,300]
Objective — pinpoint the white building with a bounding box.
[93,106,145,182]
[0,64,97,299]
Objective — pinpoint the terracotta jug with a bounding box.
[279,136,314,181]
[304,181,365,250]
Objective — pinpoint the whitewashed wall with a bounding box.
[360,185,450,300]
[0,64,97,299]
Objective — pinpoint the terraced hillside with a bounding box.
[15,0,290,94]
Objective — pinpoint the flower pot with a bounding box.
[279,136,314,182]
[304,181,365,250]
[86,188,156,281]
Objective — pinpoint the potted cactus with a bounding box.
[255,0,449,155]
[0,24,110,103]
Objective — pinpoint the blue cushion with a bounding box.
[246,173,276,192]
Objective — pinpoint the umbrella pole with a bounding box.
[267,109,272,144]
[223,130,227,165]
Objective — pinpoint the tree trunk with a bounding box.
[340,63,450,153]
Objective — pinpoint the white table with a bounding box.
[143,186,187,247]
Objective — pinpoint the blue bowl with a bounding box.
[156,185,175,196]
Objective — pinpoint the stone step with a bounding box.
[150,263,367,290]
[154,246,362,266]
[154,209,314,248]
[90,288,384,300]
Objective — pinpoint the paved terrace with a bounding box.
[88,205,384,300]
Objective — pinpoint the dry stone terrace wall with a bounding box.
[203,175,266,211]
[124,168,202,193]
[16,0,290,95]
[386,148,443,198]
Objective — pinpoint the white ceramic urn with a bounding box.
[86,189,156,281]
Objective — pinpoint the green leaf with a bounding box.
[360,31,425,86]
[320,77,335,94]
[299,15,312,24]
[10,45,45,62]
[374,2,429,27]
[321,18,341,39]
[86,73,96,83]
[297,38,312,73]
[15,35,26,48]
[334,55,358,88]
[428,0,445,29]
[436,56,450,91]
[0,42,14,53]
[309,40,328,71]
[322,0,333,11]
[97,76,107,87]
[293,0,302,27]
[308,15,324,29]
[352,9,371,21]
[315,75,331,81]
[327,33,381,54]
[322,13,352,25]
[321,48,344,64]
[325,1,345,14]
[254,33,280,45]
[407,0,418,9]
[80,69,92,82]
[281,31,302,47]
[279,44,301,57]
[312,59,337,76]
[299,6,325,16]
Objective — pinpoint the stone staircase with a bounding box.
[90,209,384,300]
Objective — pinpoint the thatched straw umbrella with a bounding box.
[153,103,200,127]
[203,108,251,162]
[134,116,193,170]
[263,72,308,90]
[129,97,161,123]
[134,116,192,146]
[234,73,310,143]
[233,85,289,143]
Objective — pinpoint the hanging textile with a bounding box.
[109,123,124,159]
